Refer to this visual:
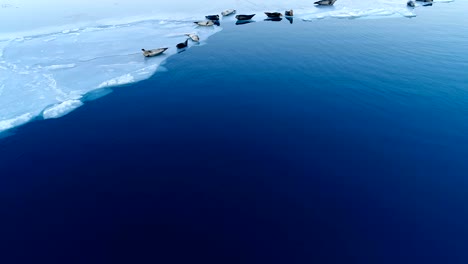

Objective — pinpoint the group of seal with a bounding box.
[140,0,438,57]
[262,10,295,23]
[141,33,199,57]
[140,8,297,57]
[141,9,232,57]
[145,0,442,57]
[193,10,234,27]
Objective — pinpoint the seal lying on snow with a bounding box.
[205,15,220,21]
[265,12,282,18]
[314,0,337,6]
[185,33,200,42]
[176,39,188,49]
[235,14,256,20]
[194,20,215,26]
[222,9,236,16]
[141,48,168,57]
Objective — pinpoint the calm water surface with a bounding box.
[1,2,468,264]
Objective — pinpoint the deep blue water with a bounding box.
[1,3,468,264]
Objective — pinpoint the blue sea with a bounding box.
[1,2,468,263]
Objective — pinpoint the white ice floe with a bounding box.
[97,74,135,89]
[0,113,34,132]
[0,0,445,133]
[0,20,222,133]
[42,100,84,119]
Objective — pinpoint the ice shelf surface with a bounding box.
[0,0,446,133]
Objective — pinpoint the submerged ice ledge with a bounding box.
[0,0,438,133]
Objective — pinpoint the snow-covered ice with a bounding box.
[0,0,443,133]
[0,19,222,132]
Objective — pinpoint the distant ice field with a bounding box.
[0,0,454,133]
